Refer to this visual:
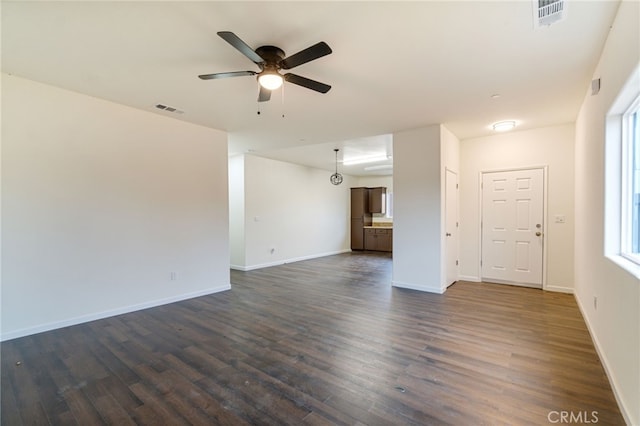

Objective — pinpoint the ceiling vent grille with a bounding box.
[533,0,566,28]
[155,104,184,114]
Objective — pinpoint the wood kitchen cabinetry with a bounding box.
[364,228,392,252]
[351,188,372,250]
[351,186,389,251]
[368,187,386,214]
[351,187,370,218]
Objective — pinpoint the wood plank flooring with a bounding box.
[1,252,624,425]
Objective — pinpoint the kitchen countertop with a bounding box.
[364,225,393,229]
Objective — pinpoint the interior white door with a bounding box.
[481,168,544,287]
[445,169,459,286]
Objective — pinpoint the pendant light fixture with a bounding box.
[330,148,343,185]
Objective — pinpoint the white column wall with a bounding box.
[229,154,246,268]
[392,124,444,293]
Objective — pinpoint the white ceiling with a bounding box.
[2,1,620,176]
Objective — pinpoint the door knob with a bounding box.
[446,233,451,237]
[535,231,542,236]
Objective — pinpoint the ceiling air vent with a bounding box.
[155,104,184,114]
[533,0,566,28]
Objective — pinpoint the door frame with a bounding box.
[445,168,459,287]
[478,165,549,290]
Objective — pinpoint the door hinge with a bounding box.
[456,183,459,189]
[456,260,459,266]
[456,222,459,228]
[480,260,483,266]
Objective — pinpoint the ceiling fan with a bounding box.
[198,31,332,102]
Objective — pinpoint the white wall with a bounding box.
[441,125,460,174]
[229,154,245,267]
[1,74,230,340]
[574,1,640,423]
[393,124,444,293]
[459,124,575,292]
[233,154,353,270]
[355,175,393,191]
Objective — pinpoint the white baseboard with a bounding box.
[544,284,574,294]
[456,275,572,294]
[458,274,481,282]
[392,280,445,294]
[0,283,231,342]
[232,249,351,272]
[230,264,248,271]
[574,293,633,425]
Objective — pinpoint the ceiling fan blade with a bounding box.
[198,71,256,80]
[280,42,332,70]
[217,31,265,64]
[258,85,271,102]
[284,73,331,93]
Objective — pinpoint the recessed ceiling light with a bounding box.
[492,120,516,132]
[491,94,501,99]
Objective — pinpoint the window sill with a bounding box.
[605,254,640,280]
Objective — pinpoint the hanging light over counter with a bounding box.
[330,148,343,185]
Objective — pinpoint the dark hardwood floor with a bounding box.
[1,252,624,425]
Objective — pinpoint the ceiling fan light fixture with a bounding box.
[492,120,516,132]
[200,32,332,100]
[258,71,283,90]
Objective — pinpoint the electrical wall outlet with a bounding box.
[170,271,178,281]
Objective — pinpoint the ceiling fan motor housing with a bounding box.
[255,46,286,67]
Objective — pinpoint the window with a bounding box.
[622,96,640,263]
[605,64,640,277]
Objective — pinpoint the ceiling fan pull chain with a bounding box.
[281,84,286,118]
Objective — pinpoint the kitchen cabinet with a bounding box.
[351,218,365,250]
[368,187,387,214]
[351,188,372,250]
[364,228,392,252]
[351,187,370,218]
